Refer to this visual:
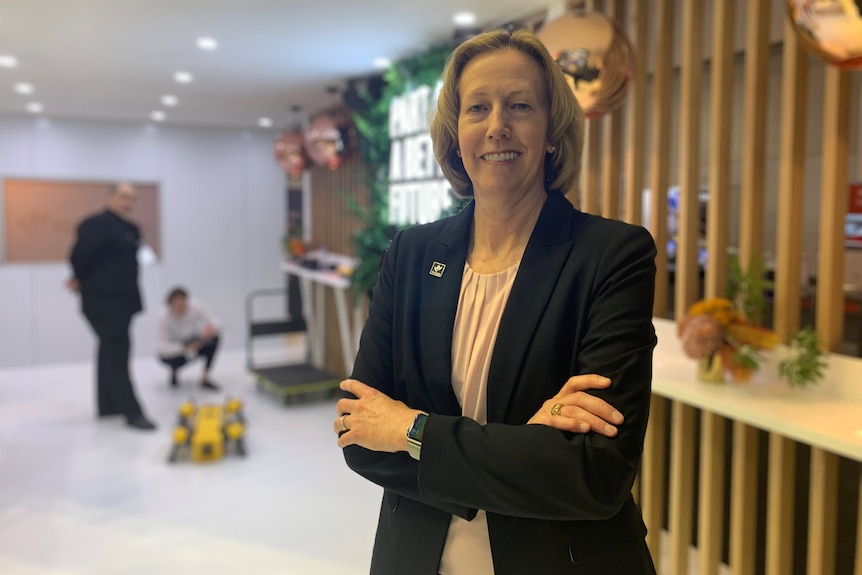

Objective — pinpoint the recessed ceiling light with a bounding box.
[0,55,18,68]
[161,95,178,106]
[453,12,476,27]
[173,71,193,84]
[373,57,391,69]
[14,82,34,95]
[26,102,43,113]
[257,117,273,128]
[196,37,218,51]
[150,110,166,122]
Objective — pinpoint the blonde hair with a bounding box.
[430,29,584,197]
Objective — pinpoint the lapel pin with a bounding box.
[429,261,446,278]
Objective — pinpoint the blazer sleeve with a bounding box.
[416,224,657,521]
[343,231,475,520]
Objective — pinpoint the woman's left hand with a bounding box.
[335,379,419,452]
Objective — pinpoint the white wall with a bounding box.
[0,115,286,368]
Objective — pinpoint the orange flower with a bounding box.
[686,297,740,326]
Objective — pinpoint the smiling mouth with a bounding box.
[482,152,520,162]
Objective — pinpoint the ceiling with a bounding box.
[0,0,550,132]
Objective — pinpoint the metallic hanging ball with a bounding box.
[304,110,356,170]
[786,0,862,70]
[273,130,308,176]
[537,11,636,119]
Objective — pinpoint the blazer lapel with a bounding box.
[418,202,473,416]
[486,192,575,422]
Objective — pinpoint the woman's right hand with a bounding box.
[527,374,623,437]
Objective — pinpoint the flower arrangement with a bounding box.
[677,254,827,387]
[677,297,780,382]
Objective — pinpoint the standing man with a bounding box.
[67,182,156,430]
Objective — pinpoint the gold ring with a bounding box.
[339,414,348,432]
[550,403,564,416]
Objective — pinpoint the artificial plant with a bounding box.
[342,44,452,302]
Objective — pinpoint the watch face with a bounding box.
[408,413,428,441]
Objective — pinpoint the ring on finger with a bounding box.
[550,402,564,416]
[339,413,349,432]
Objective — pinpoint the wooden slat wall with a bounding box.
[308,146,369,377]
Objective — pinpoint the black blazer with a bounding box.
[344,191,657,575]
[70,210,143,318]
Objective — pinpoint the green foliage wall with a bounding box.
[342,45,452,301]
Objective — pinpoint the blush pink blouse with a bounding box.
[438,260,520,575]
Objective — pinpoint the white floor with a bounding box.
[0,349,381,575]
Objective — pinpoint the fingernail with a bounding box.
[611,410,623,423]
[579,422,590,432]
[604,424,617,435]
[601,377,611,384]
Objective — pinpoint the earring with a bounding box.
[547,146,557,154]
[456,149,461,157]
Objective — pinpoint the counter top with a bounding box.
[652,318,862,462]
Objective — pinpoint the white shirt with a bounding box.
[156,299,220,357]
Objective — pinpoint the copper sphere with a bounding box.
[786,0,862,70]
[537,11,636,119]
[273,130,308,176]
[304,110,355,170]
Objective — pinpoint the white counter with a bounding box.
[651,318,862,462]
[282,259,363,376]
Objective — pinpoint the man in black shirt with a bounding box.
[67,182,156,430]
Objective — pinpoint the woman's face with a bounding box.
[457,48,550,200]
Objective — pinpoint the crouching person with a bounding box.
[157,286,221,391]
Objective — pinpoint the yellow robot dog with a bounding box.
[168,396,246,463]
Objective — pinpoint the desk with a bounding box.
[281,260,364,376]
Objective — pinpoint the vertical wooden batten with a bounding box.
[807,448,839,575]
[580,0,603,215]
[668,402,695,575]
[856,473,862,575]
[583,119,603,214]
[705,0,734,299]
[816,66,853,352]
[674,0,703,319]
[730,421,758,575]
[698,412,726,575]
[647,0,674,317]
[601,0,625,221]
[623,0,648,226]
[773,18,809,341]
[765,434,796,575]
[641,396,667,569]
[738,0,770,267]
